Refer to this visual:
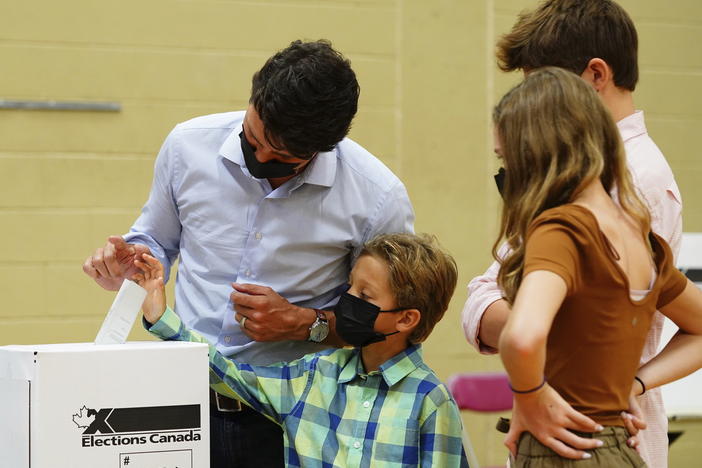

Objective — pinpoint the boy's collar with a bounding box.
[338,344,424,387]
[616,110,647,143]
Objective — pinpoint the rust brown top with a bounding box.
[523,204,687,425]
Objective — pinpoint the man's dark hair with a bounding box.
[250,40,360,158]
[496,0,639,91]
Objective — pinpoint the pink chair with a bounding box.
[447,372,513,468]
[447,372,513,412]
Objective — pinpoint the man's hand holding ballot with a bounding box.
[84,236,152,291]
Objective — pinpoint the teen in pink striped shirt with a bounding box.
[462,1,683,466]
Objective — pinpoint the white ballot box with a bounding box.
[661,232,702,418]
[0,341,210,468]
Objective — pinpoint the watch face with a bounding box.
[309,320,329,343]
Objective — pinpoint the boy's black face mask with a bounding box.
[334,292,405,347]
[494,167,506,198]
[239,130,299,179]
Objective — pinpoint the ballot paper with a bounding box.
[94,279,147,345]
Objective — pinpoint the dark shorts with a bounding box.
[513,426,646,467]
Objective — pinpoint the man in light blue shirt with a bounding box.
[83,40,414,468]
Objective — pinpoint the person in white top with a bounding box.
[462,1,683,466]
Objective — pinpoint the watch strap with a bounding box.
[313,309,328,323]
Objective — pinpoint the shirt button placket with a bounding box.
[354,385,375,460]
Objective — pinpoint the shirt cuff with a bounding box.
[145,306,184,341]
[462,292,502,355]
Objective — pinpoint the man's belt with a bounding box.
[210,389,243,412]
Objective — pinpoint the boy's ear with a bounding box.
[580,58,613,93]
[396,308,421,333]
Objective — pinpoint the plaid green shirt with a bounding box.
[149,307,469,467]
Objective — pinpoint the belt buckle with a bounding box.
[215,392,242,413]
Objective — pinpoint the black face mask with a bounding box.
[494,167,506,198]
[239,130,299,179]
[334,292,406,347]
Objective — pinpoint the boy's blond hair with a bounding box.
[360,233,458,344]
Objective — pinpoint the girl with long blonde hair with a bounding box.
[495,67,702,467]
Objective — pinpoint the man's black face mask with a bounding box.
[239,130,299,179]
[494,167,506,198]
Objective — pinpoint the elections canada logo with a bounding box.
[72,404,201,448]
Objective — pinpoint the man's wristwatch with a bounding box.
[307,309,329,343]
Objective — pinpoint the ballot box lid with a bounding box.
[1,341,204,353]
[0,341,207,380]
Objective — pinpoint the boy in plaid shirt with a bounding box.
[134,233,468,467]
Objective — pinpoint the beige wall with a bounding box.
[1,0,700,465]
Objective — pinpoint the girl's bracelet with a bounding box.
[634,376,646,395]
[510,377,546,394]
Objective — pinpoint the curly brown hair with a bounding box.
[492,67,650,303]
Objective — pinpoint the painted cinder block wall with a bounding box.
[1,1,699,465]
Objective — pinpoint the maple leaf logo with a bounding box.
[72,405,95,429]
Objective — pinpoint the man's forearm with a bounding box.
[477,299,511,351]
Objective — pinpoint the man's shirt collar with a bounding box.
[219,125,337,188]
